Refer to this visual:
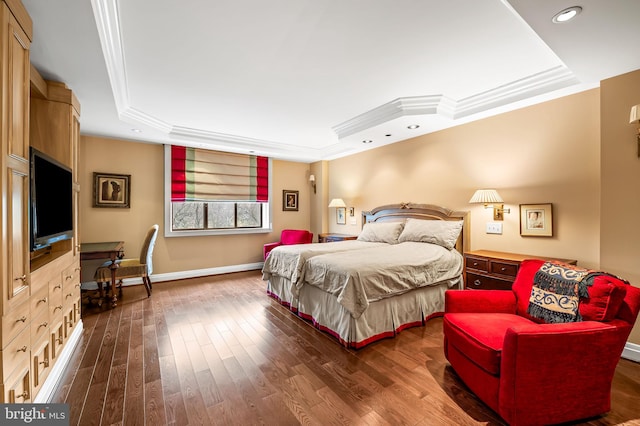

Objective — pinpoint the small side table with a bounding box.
[464,250,577,290]
[80,241,125,307]
[318,233,358,243]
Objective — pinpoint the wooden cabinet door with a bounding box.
[2,2,30,314]
[71,109,80,259]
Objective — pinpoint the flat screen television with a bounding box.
[30,147,73,251]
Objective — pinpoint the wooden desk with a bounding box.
[80,241,124,307]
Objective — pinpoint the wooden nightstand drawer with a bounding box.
[490,261,519,278]
[465,256,489,273]
[463,250,578,291]
[466,272,513,291]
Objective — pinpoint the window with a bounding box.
[165,145,271,236]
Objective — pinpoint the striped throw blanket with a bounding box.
[527,262,591,323]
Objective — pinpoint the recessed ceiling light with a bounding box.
[362,140,373,144]
[552,6,582,23]
[385,134,392,137]
[407,124,420,130]
[131,128,142,133]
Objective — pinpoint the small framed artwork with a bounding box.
[93,172,131,208]
[336,207,346,225]
[283,190,299,211]
[520,203,553,237]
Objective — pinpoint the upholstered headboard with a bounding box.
[362,203,469,254]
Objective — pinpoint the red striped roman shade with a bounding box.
[170,145,269,202]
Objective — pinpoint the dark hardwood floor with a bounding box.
[53,271,640,425]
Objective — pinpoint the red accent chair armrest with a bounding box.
[263,229,314,260]
[499,321,624,426]
[263,242,282,260]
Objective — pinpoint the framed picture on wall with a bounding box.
[520,203,553,237]
[283,190,299,211]
[336,207,346,224]
[93,172,131,208]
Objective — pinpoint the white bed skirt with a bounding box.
[265,276,460,348]
[266,275,300,312]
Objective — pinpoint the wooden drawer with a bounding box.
[1,327,30,381]
[465,256,489,273]
[0,298,30,349]
[49,276,63,320]
[62,262,81,290]
[489,260,519,278]
[30,285,49,317]
[63,301,78,339]
[32,335,51,392]
[50,276,63,298]
[466,272,513,291]
[3,364,30,403]
[50,321,64,362]
[30,309,50,345]
[63,284,79,311]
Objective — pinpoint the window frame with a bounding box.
[164,145,273,237]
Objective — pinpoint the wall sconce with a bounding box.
[629,104,640,157]
[309,174,316,194]
[469,189,510,221]
[328,198,346,208]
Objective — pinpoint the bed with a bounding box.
[262,203,469,348]
[262,239,387,310]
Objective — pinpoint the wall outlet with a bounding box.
[486,222,503,234]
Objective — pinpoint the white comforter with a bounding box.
[262,240,386,285]
[301,242,463,318]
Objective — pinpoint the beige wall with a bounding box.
[79,136,311,276]
[601,69,640,344]
[327,89,601,268]
[79,76,640,345]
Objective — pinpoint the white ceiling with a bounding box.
[22,0,640,162]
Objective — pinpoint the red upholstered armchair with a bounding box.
[443,259,640,426]
[263,229,314,260]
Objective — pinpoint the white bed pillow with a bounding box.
[397,218,463,250]
[357,221,405,244]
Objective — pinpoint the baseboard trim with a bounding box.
[148,262,264,283]
[34,319,84,403]
[81,262,264,289]
[622,342,640,363]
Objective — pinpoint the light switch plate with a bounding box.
[486,222,503,234]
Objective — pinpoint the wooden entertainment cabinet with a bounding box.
[0,0,81,403]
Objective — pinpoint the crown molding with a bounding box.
[92,0,580,161]
[453,65,578,118]
[332,95,455,139]
[332,66,578,139]
[169,125,324,162]
[120,106,173,133]
[91,0,128,113]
